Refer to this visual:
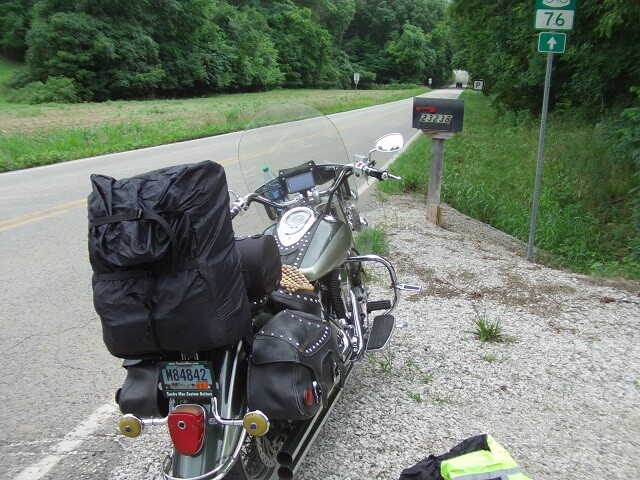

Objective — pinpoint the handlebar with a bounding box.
[353,161,401,181]
[229,161,400,219]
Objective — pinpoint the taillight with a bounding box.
[304,387,314,407]
[167,404,206,456]
[304,381,322,407]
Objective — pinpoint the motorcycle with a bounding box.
[98,104,420,480]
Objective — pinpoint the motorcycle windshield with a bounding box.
[233,104,351,235]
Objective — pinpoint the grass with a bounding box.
[355,226,390,255]
[380,90,640,280]
[473,316,504,343]
[470,304,508,343]
[0,57,429,172]
[404,358,435,383]
[481,353,509,363]
[374,350,395,374]
[407,392,423,403]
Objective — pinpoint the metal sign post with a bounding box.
[527,52,554,261]
[528,0,576,261]
[353,72,361,91]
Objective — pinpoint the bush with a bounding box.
[7,76,80,104]
[614,87,640,260]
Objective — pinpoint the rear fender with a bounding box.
[165,342,248,479]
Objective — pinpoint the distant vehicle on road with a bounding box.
[455,81,463,88]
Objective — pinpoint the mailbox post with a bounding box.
[412,97,464,225]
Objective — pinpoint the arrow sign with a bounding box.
[538,32,566,53]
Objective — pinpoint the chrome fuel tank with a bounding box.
[270,206,352,281]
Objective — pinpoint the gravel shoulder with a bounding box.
[297,194,640,480]
[107,194,639,480]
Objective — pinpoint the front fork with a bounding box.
[162,343,248,480]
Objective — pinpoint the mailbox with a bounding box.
[412,97,464,133]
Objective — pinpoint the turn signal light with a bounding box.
[119,414,143,438]
[243,411,270,437]
[167,404,206,456]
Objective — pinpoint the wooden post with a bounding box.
[423,131,455,225]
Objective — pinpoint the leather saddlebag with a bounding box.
[116,359,169,418]
[247,310,342,420]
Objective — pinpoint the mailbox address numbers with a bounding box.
[419,113,453,125]
[412,97,464,133]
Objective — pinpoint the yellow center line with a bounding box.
[0,158,238,232]
[0,199,88,232]
[1,108,399,233]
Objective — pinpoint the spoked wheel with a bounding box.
[225,421,292,480]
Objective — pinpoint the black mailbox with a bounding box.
[412,97,464,133]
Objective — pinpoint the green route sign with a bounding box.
[538,32,566,53]
[535,0,576,31]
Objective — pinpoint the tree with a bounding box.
[212,5,284,91]
[294,0,356,45]
[384,23,430,84]
[0,0,35,60]
[449,0,640,115]
[344,0,450,85]
[267,3,337,87]
[19,0,238,99]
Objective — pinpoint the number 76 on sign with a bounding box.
[534,0,576,31]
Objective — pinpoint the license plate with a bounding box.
[160,361,214,399]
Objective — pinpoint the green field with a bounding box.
[0,58,428,171]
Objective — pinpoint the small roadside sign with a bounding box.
[538,32,566,53]
[473,80,483,91]
[535,0,576,31]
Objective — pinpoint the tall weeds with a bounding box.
[382,91,639,280]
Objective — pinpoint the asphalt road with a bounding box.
[0,88,461,479]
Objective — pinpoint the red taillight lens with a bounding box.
[304,387,314,407]
[168,404,206,456]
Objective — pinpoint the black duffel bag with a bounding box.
[88,160,250,358]
[235,234,281,299]
[247,310,342,420]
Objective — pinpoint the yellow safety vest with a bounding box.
[440,435,531,480]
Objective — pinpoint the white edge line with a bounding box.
[14,403,118,480]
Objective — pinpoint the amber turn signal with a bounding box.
[119,414,143,438]
[243,411,270,437]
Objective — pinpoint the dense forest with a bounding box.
[449,0,639,116]
[0,0,452,101]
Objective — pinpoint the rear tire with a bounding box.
[225,421,292,480]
